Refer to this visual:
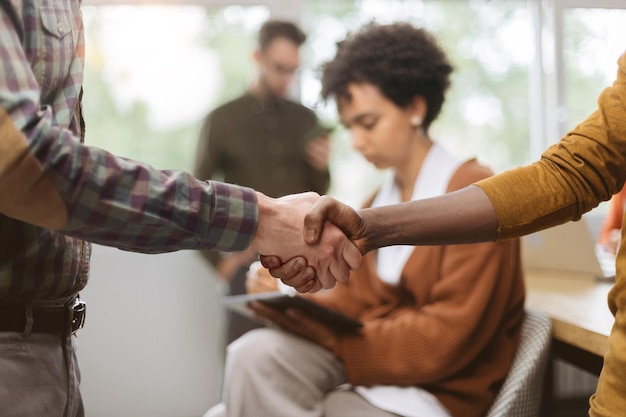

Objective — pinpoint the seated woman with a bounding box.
[205,22,525,417]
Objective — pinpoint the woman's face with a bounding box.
[337,82,418,170]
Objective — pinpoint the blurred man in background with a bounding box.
[194,19,331,348]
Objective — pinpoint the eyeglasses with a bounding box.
[266,60,299,77]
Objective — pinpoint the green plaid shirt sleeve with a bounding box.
[0,1,257,298]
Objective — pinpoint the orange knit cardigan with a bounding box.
[307,159,526,417]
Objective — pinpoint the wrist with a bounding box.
[356,208,376,254]
[250,192,276,254]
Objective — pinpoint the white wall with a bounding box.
[78,244,226,417]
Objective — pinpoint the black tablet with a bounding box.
[223,291,363,334]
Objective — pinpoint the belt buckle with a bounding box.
[67,297,86,335]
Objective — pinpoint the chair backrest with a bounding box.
[485,309,552,417]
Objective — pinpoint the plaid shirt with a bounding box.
[0,0,258,300]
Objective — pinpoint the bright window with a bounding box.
[81,0,626,206]
[561,6,626,132]
[299,0,532,204]
[82,4,269,171]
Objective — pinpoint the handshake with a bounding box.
[249,191,369,293]
[248,185,495,292]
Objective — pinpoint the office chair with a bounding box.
[485,309,552,417]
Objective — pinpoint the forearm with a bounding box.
[358,54,626,250]
[0,8,259,254]
[479,53,626,240]
[358,185,498,252]
[57,149,258,253]
[0,109,258,253]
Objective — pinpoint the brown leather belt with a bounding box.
[0,297,86,336]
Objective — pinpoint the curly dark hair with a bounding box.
[321,22,453,132]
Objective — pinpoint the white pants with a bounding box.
[206,328,401,417]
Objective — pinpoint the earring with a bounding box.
[411,115,422,127]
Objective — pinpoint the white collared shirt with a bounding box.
[354,143,461,417]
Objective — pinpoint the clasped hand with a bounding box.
[255,195,367,293]
[250,192,363,292]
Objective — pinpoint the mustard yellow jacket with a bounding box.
[477,52,626,417]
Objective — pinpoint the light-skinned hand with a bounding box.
[259,195,366,290]
[250,192,362,290]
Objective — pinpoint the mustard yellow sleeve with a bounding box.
[476,52,626,240]
[477,52,626,417]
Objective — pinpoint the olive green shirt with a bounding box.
[194,92,330,198]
